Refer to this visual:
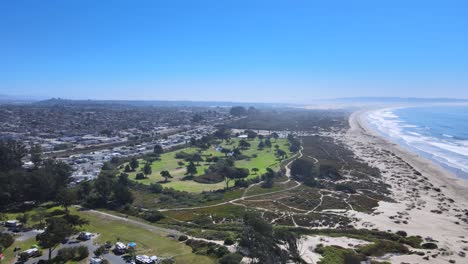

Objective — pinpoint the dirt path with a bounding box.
[86,210,184,236]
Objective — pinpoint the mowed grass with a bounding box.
[78,209,216,264]
[122,138,292,193]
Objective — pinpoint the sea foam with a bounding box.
[367,107,468,179]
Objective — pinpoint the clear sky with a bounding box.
[1,0,467,102]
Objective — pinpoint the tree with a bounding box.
[276,149,287,159]
[222,167,249,190]
[221,148,231,157]
[257,141,265,149]
[252,168,259,174]
[149,183,163,193]
[135,173,146,180]
[214,128,231,142]
[30,144,43,167]
[160,170,173,182]
[113,183,134,205]
[31,207,47,227]
[94,174,113,206]
[230,106,247,116]
[186,161,197,176]
[153,145,164,156]
[271,132,279,141]
[239,139,251,150]
[262,168,276,188]
[94,245,106,257]
[246,130,257,140]
[0,140,27,172]
[130,158,139,171]
[118,173,130,186]
[265,138,272,148]
[18,213,29,226]
[232,148,242,158]
[191,153,203,165]
[37,217,75,261]
[290,159,317,186]
[124,164,132,172]
[143,163,152,176]
[56,189,77,213]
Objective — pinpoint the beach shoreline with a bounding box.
[345,110,468,263]
[352,110,468,201]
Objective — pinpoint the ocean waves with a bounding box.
[367,107,468,179]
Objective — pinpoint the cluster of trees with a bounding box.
[189,135,213,150]
[0,232,14,253]
[36,214,89,261]
[200,159,249,189]
[55,245,89,263]
[287,134,301,153]
[290,159,317,187]
[239,212,304,263]
[78,172,133,208]
[0,141,73,209]
[229,106,258,117]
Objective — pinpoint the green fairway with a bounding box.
[122,138,292,192]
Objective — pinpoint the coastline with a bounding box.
[353,110,468,201]
[345,110,468,263]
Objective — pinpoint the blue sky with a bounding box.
[1,0,467,102]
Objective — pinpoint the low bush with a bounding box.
[224,237,235,245]
[358,240,409,257]
[142,210,165,222]
[55,245,89,262]
[421,242,438,249]
[218,253,243,264]
[0,233,14,249]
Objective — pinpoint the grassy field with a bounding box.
[2,207,215,264]
[78,210,216,264]
[122,138,292,193]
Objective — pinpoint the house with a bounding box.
[78,232,93,241]
[238,134,248,139]
[114,242,127,254]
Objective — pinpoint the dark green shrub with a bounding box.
[218,253,243,264]
[358,241,409,257]
[0,233,14,248]
[224,238,235,245]
[421,242,438,249]
[142,210,165,222]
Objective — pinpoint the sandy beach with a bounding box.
[343,110,468,263]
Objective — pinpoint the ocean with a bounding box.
[366,105,468,179]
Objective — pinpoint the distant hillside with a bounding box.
[0,94,45,104]
[334,97,468,103]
